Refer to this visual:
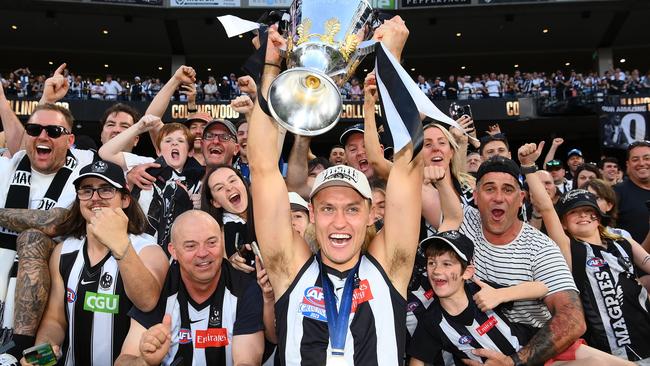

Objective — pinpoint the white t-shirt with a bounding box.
[103,80,123,99]
[485,80,501,97]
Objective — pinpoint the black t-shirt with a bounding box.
[614,178,650,242]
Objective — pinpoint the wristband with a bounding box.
[509,353,526,366]
[520,164,538,175]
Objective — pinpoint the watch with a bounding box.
[520,164,538,175]
[509,353,526,366]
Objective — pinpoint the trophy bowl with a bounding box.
[267,0,375,136]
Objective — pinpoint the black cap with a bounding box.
[556,189,606,219]
[419,230,474,264]
[339,123,364,145]
[73,160,126,190]
[476,156,522,187]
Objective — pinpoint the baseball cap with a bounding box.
[419,230,474,264]
[475,156,522,187]
[567,148,583,158]
[185,112,212,127]
[289,192,309,212]
[310,165,372,201]
[73,160,126,190]
[555,189,606,219]
[203,119,238,139]
[546,159,564,170]
[222,76,228,80]
[555,189,609,218]
[339,123,364,145]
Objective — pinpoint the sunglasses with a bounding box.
[546,160,562,167]
[25,123,71,139]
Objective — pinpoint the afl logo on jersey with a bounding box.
[407,301,419,312]
[303,286,325,307]
[587,257,607,268]
[458,335,473,345]
[178,328,192,344]
[66,288,77,303]
[100,272,113,290]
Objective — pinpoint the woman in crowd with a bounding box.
[201,164,256,274]
[573,163,602,189]
[582,178,634,241]
[526,145,650,363]
[98,115,201,254]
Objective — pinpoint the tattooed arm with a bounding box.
[517,290,586,365]
[0,207,67,237]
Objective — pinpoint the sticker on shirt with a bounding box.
[475,315,498,336]
[458,335,473,345]
[83,291,119,314]
[66,288,77,303]
[195,328,229,348]
[299,280,374,322]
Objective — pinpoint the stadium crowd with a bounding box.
[2,66,649,103]
[0,16,649,366]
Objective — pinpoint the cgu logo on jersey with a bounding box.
[458,335,473,345]
[66,288,77,303]
[587,257,607,268]
[195,328,229,348]
[83,291,119,314]
[178,328,192,344]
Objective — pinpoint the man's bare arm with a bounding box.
[0,80,26,154]
[0,207,67,237]
[285,135,312,199]
[517,290,586,365]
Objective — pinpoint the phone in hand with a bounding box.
[23,343,57,366]
[251,241,264,266]
[449,103,473,120]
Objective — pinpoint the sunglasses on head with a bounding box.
[24,123,71,138]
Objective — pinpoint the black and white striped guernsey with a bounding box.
[459,206,578,328]
[570,238,650,361]
[408,283,537,364]
[129,260,263,366]
[275,254,406,366]
[58,233,156,366]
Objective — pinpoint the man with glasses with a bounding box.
[0,103,95,359]
[201,119,240,169]
[15,160,167,365]
[615,141,650,243]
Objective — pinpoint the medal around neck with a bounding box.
[326,352,349,366]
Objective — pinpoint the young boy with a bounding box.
[407,230,634,366]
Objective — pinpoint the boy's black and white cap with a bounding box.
[419,230,475,264]
[73,160,126,189]
[309,165,372,201]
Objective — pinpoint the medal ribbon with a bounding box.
[318,253,361,357]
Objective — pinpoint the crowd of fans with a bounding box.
[1,17,650,366]
[3,66,649,104]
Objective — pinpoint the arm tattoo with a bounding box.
[519,290,585,366]
[0,208,67,236]
[13,229,56,336]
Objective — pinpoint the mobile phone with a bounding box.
[23,343,57,366]
[449,103,473,120]
[234,232,255,267]
[251,241,264,266]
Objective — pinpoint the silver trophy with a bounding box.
[267,0,375,136]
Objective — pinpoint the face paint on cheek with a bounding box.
[451,273,458,282]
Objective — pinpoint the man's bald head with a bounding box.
[170,210,221,245]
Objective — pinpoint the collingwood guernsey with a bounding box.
[275,254,406,366]
[59,233,156,366]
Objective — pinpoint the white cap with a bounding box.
[309,165,372,201]
[288,192,309,211]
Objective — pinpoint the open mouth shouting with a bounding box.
[170,148,180,160]
[328,233,352,248]
[490,208,506,222]
[229,192,241,206]
[357,158,369,171]
[36,145,52,158]
[430,156,444,165]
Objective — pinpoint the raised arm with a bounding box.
[520,142,572,266]
[98,114,161,170]
[285,135,312,199]
[39,63,70,105]
[144,66,196,146]
[362,73,392,181]
[0,75,26,154]
[543,137,563,168]
[0,207,68,237]
[248,27,312,298]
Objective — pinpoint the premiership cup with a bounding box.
[267,0,375,136]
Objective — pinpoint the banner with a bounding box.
[600,98,649,150]
[248,0,291,6]
[170,0,241,7]
[401,0,470,7]
[478,0,549,3]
